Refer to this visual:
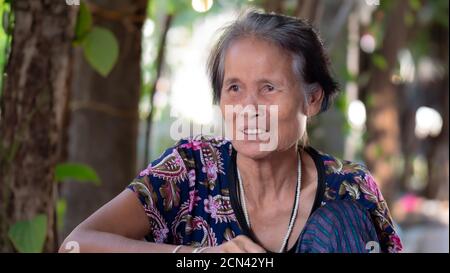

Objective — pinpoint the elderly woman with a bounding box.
[60,10,402,253]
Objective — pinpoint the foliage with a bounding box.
[7,162,99,253]
[0,0,13,93]
[8,214,47,253]
[74,1,119,77]
[55,162,101,186]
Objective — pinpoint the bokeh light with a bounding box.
[415,106,443,139]
[192,0,213,13]
[348,100,367,129]
[360,33,376,53]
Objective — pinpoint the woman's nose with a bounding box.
[241,96,260,118]
[241,98,269,122]
[241,91,260,108]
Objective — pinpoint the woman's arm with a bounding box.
[59,189,190,253]
[59,189,266,253]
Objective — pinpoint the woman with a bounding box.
[60,10,402,253]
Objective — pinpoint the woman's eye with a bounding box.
[264,85,275,92]
[228,85,239,92]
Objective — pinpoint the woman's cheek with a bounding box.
[278,103,306,142]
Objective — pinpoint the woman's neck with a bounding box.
[236,144,300,207]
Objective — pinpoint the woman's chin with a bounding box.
[232,140,275,160]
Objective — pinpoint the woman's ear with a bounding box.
[306,84,324,117]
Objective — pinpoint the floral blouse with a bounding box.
[127,135,403,253]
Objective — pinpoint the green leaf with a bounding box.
[409,0,421,11]
[82,26,119,77]
[56,199,67,232]
[55,163,101,185]
[166,0,176,15]
[375,144,384,158]
[74,1,92,43]
[404,11,415,27]
[343,120,352,136]
[365,93,375,108]
[371,54,387,70]
[149,0,178,18]
[8,214,47,253]
[335,93,348,115]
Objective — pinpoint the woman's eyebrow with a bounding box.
[224,77,241,85]
[256,78,283,85]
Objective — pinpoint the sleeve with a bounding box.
[297,200,380,253]
[358,170,403,253]
[339,165,403,253]
[126,141,191,244]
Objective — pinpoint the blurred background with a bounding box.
[0,0,448,253]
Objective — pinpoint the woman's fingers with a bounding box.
[232,235,267,253]
[203,235,267,253]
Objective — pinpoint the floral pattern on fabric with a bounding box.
[127,135,403,252]
[321,153,403,252]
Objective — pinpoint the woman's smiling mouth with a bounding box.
[242,128,268,135]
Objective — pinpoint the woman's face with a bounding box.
[219,37,313,159]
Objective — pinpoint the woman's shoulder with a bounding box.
[130,135,233,204]
[127,135,236,244]
[171,135,233,160]
[312,148,403,252]
[312,148,383,206]
[138,135,232,178]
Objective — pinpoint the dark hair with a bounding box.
[207,9,339,113]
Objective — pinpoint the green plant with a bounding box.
[8,214,47,253]
[7,162,100,253]
[74,1,119,77]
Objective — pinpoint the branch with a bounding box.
[143,14,173,166]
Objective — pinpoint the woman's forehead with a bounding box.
[225,36,290,62]
[223,37,295,81]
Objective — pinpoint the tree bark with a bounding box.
[294,0,320,22]
[61,0,147,240]
[362,0,410,203]
[263,0,285,14]
[0,0,77,252]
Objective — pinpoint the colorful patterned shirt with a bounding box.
[127,135,403,253]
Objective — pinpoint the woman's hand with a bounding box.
[202,235,266,253]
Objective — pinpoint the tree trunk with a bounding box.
[362,0,410,203]
[61,0,147,240]
[143,13,172,167]
[294,0,321,22]
[424,22,449,200]
[0,0,77,252]
[263,0,285,14]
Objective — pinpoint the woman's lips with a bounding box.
[242,128,268,135]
